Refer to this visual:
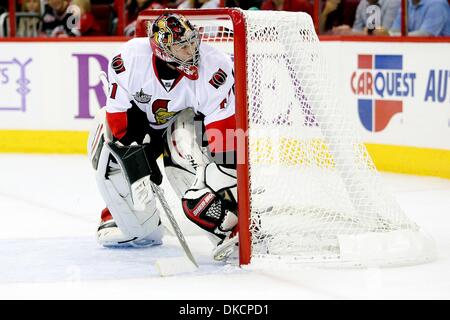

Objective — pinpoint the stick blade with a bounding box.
[155,257,198,277]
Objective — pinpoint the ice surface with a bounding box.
[0,154,449,299]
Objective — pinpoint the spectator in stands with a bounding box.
[177,0,220,8]
[225,0,262,9]
[320,0,359,34]
[164,1,181,7]
[127,0,164,24]
[260,0,313,15]
[71,0,102,36]
[332,0,401,35]
[21,0,41,14]
[125,0,164,36]
[0,0,8,16]
[373,0,450,36]
[41,0,75,36]
[17,0,42,37]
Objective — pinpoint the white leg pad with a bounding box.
[96,142,162,242]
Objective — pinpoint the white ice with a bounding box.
[0,154,449,299]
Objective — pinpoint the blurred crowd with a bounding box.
[0,0,449,37]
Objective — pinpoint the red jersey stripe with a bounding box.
[106,111,128,140]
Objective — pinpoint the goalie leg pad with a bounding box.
[87,107,113,170]
[162,108,212,199]
[94,138,162,243]
[97,214,164,248]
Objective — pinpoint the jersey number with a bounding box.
[220,98,227,110]
[110,83,118,99]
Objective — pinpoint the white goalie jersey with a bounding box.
[105,37,236,136]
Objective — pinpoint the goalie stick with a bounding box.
[150,181,199,269]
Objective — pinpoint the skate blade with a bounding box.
[213,237,239,262]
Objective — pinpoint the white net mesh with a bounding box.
[139,10,436,267]
[241,11,435,267]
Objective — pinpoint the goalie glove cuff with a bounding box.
[181,163,238,240]
[182,189,237,240]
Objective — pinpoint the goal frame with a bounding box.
[135,8,438,269]
[136,8,252,266]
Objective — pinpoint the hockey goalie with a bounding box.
[87,13,238,262]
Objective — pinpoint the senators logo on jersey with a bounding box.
[152,99,177,125]
[112,54,126,74]
[209,68,227,89]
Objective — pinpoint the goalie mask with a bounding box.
[150,13,200,80]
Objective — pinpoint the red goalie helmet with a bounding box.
[150,13,200,80]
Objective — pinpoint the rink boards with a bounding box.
[0,38,449,178]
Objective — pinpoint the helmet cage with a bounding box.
[150,14,201,74]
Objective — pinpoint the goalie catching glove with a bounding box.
[182,162,238,241]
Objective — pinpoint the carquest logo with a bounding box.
[350,54,416,132]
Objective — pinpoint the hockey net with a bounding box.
[136,9,436,267]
